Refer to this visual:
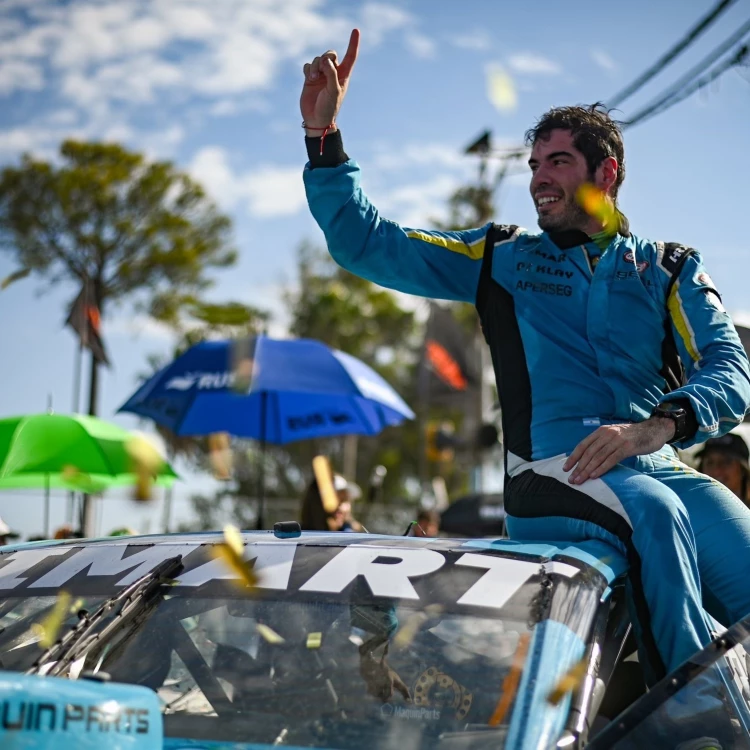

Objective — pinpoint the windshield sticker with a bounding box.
[0,542,599,612]
[455,555,576,610]
[29,544,189,589]
[300,546,446,599]
[178,542,296,589]
[0,548,70,590]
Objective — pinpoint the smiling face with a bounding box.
[529,128,616,234]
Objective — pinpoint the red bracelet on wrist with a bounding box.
[302,121,335,156]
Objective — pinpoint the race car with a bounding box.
[0,527,749,749]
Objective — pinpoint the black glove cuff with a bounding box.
[305,129,348,169]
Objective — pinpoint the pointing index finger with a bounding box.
[338,28,360,81]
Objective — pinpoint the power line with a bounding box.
[608,0,738,107]
[622,17,750,127]
[625,44,748,127]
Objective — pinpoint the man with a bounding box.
[696,432,750,506]
[300,28,750,698]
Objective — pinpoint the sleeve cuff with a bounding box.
[666,397,700,443]
[305,129,348,169]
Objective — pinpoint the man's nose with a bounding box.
[531,169,551,192]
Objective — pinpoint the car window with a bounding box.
[589,618,750,749]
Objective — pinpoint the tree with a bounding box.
[181,242,423,533]
[0,140,238,417]
[136,299,270,532]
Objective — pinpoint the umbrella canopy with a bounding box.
[117,336,415,443]
[440,493,506,538]
[0,413,177,493]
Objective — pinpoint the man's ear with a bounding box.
[595,156,618,196]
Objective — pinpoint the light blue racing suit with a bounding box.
[303,140,750,684]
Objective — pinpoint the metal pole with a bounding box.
[161,484,173,533]
[44,473,50,539]
[69,327,84,525]
[256,391,267,530]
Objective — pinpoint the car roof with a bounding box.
[1,530,628,587]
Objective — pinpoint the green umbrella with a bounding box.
[0,412,177,495]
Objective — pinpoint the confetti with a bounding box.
[208,432,232,480]
[312,455,339,513]
[256,623,285,644]
[60,465,104,494]
[125,435,164,502]
[231,338,255,393]
[486,63,517,113]
[394,605,443,650]
[575,183,617,233]
[306,632,322,649]
[488,632,530,727]
[546,657,588,705]
[211,524,258,590]
[32,592,72,649]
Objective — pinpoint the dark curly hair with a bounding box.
[524,103,626,200]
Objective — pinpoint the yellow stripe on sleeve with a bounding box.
[668,281,700,362]
[405,230,486,260]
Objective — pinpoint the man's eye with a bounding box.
[553,159,567,166]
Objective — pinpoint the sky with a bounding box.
[0,0,749,539]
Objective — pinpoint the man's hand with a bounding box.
[300,29,360,134]
[563,418,676,484]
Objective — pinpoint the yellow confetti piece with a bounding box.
[256,623,285,644]
[488,632,530,727]
[211,524,258,591]
[306,632,322,649]
[60,465,104,494]
[32,592,72,649]
[125,435,164,502]
[208,432,232,480]
[312,455,339,514]
[394,605,443,650]
[546,657,588,705]
[575,183,617,232]
[486,63,517,113]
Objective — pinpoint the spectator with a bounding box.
[696,433,750,506]
[300,473,361,531]
[413,509,440,538]
[0,517,20,547]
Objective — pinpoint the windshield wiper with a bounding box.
[27,554,183,678]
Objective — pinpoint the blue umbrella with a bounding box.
[118,336,414,527]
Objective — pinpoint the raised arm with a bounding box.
[300,30,492,303]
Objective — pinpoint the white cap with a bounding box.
[333,474,362,501]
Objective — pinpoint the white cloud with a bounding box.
[370,142,469,172]
[449,32,491,52]
[372,174,464,228]
[0,0,415,159]
[361,3,414,45]
[0,59,45,94]
[591,49,617,72]
[404,32,437,60]
[188,146,306,218]
[507,53,561,76]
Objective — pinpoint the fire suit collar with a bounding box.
[547,211,631,251]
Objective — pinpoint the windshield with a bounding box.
[0,539,611,749]
[0,541,558,749]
